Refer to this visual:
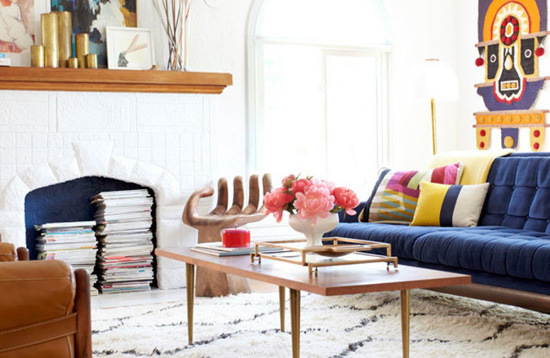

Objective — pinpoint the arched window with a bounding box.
[247,0,391,196]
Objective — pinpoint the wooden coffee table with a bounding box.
[156,247,470,358]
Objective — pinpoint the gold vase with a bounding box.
[76,33,89,68]
[68,57,78,68]
[85,54,98,69]
[31,45,44,67]
[41,13,59,68]
[55,11,72,68]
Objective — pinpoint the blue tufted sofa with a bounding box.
[327,153,550,312]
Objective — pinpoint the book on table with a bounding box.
[191,241,286,256]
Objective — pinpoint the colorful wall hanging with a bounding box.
[474,0,549,151]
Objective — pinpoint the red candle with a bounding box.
[222,228,250,248]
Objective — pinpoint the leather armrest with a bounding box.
[0,243,16,262]
[74,269,92,358]
[16,247,29,261]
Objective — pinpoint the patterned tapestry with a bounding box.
[475,0,548,151]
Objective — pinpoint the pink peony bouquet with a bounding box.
[264,174,360,223]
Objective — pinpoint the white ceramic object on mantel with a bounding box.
[288,213,339,248]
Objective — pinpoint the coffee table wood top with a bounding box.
[156,247,471,296]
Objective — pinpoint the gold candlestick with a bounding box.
[68,57,79,68]
[41,13,59,68]
[31,45,44,67]
[55,11,72,67]
[75,33,89,68]
[85,54,98,69]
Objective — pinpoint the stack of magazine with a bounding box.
[92,189,154,294]
[35,221,99,296]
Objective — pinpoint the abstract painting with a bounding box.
[0,0,35,55]
[51,0,137,67]
[474,0,548,151]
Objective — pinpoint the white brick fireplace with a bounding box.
[0,90,219,289]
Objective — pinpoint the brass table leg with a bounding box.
[279,286,285,332]
[290,289,301,358]
[400,289,410,358]
[186,263,195,344]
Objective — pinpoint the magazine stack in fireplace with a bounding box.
[92,189,154,294]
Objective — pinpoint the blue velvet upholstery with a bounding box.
[480,153,550,233]
[328,153,550,295]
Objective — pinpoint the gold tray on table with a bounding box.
[250,237,398,276]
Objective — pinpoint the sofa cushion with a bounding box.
[480,153,550,233]
[410,182,489,227]
[360,163,463,224]
[328,223,550,282]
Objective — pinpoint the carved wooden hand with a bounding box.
[182,174,272,297]
[183,174,272,242]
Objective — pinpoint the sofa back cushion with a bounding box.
[480,153,550,233]
[0,260,76,357]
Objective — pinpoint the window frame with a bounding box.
[246,0,392,178]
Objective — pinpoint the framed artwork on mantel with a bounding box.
[50,0,137,68]
[106,27,154,70]
[0,0,48,67]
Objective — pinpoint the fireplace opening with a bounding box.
[24,176,157,288]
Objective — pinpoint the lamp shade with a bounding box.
[410,59,459,102]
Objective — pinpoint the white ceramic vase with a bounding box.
[288,213,339,248]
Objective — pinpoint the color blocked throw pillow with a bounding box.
[359,163,463,224]
[410,182,490,227]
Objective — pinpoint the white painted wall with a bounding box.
[454,0,485,152]
[186,0,254,179]
[382,0,460,169]
[184,0,463,174]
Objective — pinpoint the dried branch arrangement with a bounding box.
[153,0,193,71]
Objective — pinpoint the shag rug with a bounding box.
[92,290,549,358]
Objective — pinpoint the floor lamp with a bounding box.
[411,59,459,155]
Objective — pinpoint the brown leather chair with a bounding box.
[0,242,92,358]
[0,242,29,262]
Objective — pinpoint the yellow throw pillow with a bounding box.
[410,182,490,227]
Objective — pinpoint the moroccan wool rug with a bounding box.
[92,290,549,357]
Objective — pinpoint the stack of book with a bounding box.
[35,221,99,296]
[92,189,155,294]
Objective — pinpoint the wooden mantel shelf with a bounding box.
[0,67,232,94]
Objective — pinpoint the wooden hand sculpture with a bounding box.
[182,174,272,297]
[183,174,272,238]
